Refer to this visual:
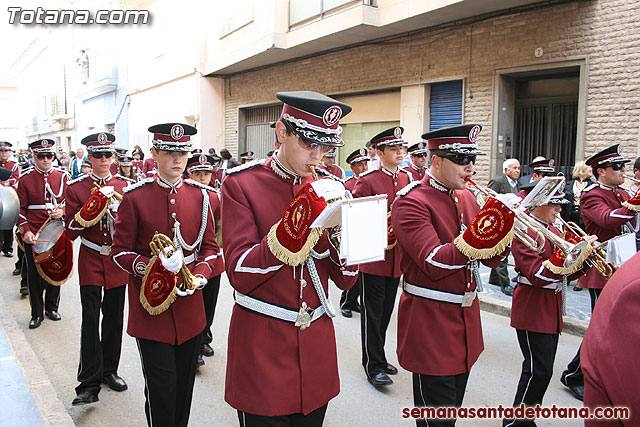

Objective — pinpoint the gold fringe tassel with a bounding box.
[454,227,515,260]
[74,204,108,228]
[267,221,323,267]
[543,244,593,276]
[36,260,74,287]
[622,200,640,212]
[140,255,177,316]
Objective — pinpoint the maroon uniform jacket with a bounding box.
[317,163,345,180]
[352,166,412,278]
[109,161,118,176]
[579,182,635,289]
[343,174,358,193]
[132,159,144,179]
[17,167,67,236]
[65,173,129,289]
[221,158,358,417]
[391,175,503,376]
[111,177,220,345]
[406,163,426,182]
[0,159,19,188]
[583,252,640,426]
[142,158,158,177]
[511,219,587,334]
[209,169,224,190]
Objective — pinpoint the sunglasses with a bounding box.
[35,154,54,160]
[412,153,426,158]
[90,152,113,159]
[609,163,625,171]
[442,154,476,166]
[296,136,332,154]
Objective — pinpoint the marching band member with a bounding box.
[339,148,369,318]
[17,139,70,329]
[116,156,138,183]
[111,147,127,176]
[142,152,158,178]
[560,144,640,401]
[317,147,346,180]
[112,123,219,427]
[185,154,224,364]
[391,124,512,427]
[352,126,412,387]
[65,133,130,405]
[503,183,595,426]
[222,91,358,426]
[239,151,254,165]
[132,147,144,179]
[0,141,19,258]
[209,155,224,190]
[405,142,428,182]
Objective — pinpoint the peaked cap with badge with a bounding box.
[421,124,485,155]
[81,132,116,153]
[371,126,405,149]
[187,154,215,172]
[29,139,56,153]
[346,148,369,165]
[148,123,197,152]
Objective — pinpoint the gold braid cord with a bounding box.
[140,254,177,316]
[543,245,593,276]
[267,221,322,267]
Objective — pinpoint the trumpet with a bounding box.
[149,233,200,292]
[465,177,591,272]
[556,216,617,279]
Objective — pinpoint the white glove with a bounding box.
[158,247,183,274]
[99,185,115,198]
[108,200,120,212]
[495,193,522,210]
[175,286,195,297]
[195,274,207,290]
[310,179,346,203]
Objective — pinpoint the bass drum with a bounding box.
[0,186,19,230]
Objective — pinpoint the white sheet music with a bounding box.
[340,196,387,265]
[606,232,637,267]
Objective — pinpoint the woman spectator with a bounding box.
[562,160,595,230]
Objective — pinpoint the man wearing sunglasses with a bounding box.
[64,132,131,406]
[221,91,358,426]
[391,124,512,426]
[559,143,640,402]
[406,142,428,181]
[112,123,219,427]
[317,147,346,180]
[352,126,413,387]
[17,139,69,329]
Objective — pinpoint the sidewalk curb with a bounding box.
[479,295,588,337]
[0,292,75,427]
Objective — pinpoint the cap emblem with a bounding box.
[97,133,107,144]
[549,159,555,167]
[617,144,623,155]
[322,105,342,127]
[199,154,207,164]
[359,148,366,156]
[41,140,49,147]
[468,125,481,143]
[170,124,185,140]
[418,142,424,149]
[394,127,402,139]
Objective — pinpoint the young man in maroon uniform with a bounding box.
[17,139,69,329]
[560,144,640,401]
[185,154,224,364]
[405,142,428,182]
[352,126,412,387]
[65,132,130,405]
[222,91,358,426]
[504,183,595,426]
[339,148,369,318]
[112,123,219,427]
[141,154,158,178]
[391,124,513,427]
[317,147,346,180]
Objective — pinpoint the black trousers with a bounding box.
[360,273,399,377]
[340,272,362,310]
[136,334,202,427]
[413,372,470,427]
[1,228,13,253]
[24,243,60,318]
[237,404,328,427]
[16,246,27,291]
[201,275,221,346]
[503,330,559,427]
[76,285,126,395]
[562,288,601,388]
[490,256,510,287]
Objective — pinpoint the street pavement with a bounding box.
[0,242,587,426]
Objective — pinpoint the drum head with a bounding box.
[34,220,64,254]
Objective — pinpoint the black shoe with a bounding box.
[45,310,61,321]
[341,308,352,318]
[197,353,205,367]
[12,267,20,276]
[3,250,12,258]
[201,343,214,357]
[72,391,99,406]
[102,374,128,392]
[19,285,29,296]
[501,284,514,296]
[573,286,583,292]
[566,384,584,401]
[384,363,398,375]
[29,317,43,329]
[367,372,393,387]
[351,305,361,313]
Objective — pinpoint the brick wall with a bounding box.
[223,0,640,183]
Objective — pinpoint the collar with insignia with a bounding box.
[156,175,183,193]
[270,156,302,185]
[380,164,399,178]
[90,171,112,185]
[426,172,452,194]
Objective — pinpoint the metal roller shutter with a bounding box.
[429,80,463,131]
